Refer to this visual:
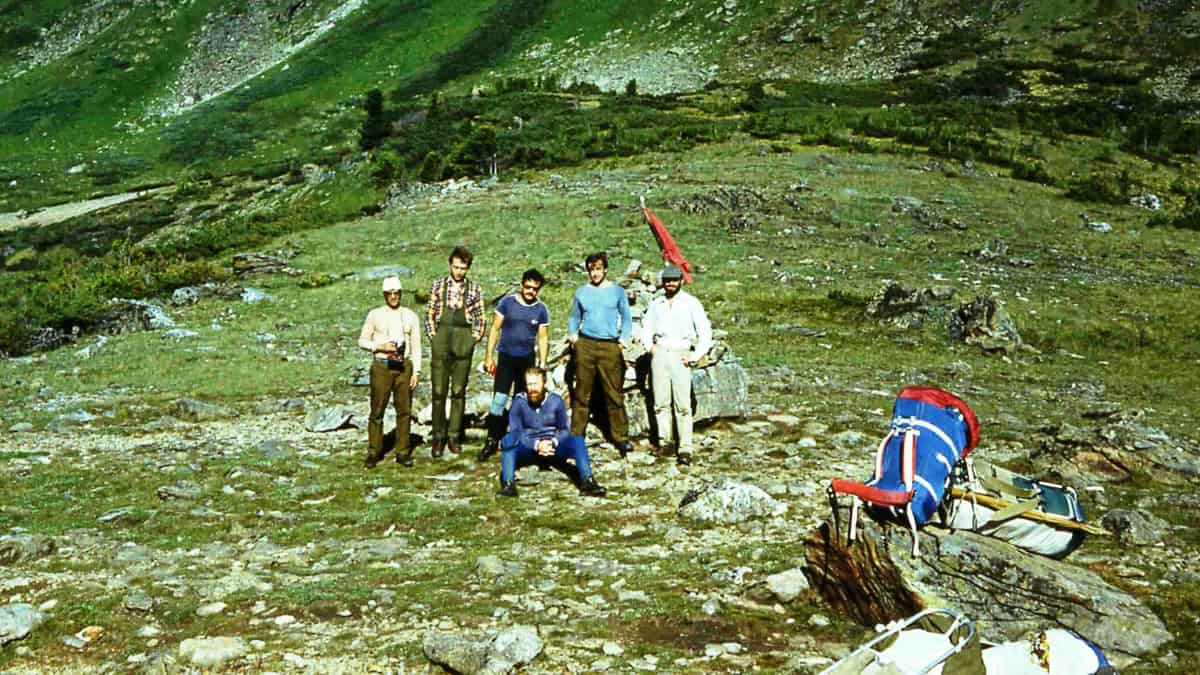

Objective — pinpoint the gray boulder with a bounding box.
[98,299,176,334]
[949,295,1023,354]
[423,626,542,675]
[677,479,787,524]
[173,398,237,422]
[765,568,810,603]
[1101,509,1170,546]
[178,636,247,668]
[0,534,56,566]
[171,286,202,306]
[0,603,46,646]
[305,407,354,432]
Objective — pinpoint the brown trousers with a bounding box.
[368,358,412,455]
[570,336,628,443]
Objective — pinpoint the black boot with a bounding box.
[498,479,518,498]
[478,414,504,462]
[579,477,607,498]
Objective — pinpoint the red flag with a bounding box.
[641,205,693,284]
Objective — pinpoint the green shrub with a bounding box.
[1011,159,1055,185]
[625,79,638,97]
[1065,170,1131,204]
[419,151,444,182]
[360,88,388,152]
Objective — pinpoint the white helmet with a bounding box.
[381,276,402,292]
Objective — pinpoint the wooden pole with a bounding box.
[948,488,1111,536]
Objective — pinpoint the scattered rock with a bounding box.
[423,626,543,675]
[161,328,200,340]
[475,555,524,582]
[354,265,414,280]
[0,534,56,565]
[173,398,238,422]
[156,480,202,501]
[305,407,354,432]
[949,295,1023,354]
[0,603,46,646]
[677,479,787,524]
[171,286,203,306]
[1101,509,1170,546]
[123,591,154,613]
[179,636,247,668]
[232,251,297,276]
[1130,194,1161,211]
[765,568,810,603]
[97,299,176,334]
[256,438,295,459]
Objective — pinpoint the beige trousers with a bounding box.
[651,348,693,453]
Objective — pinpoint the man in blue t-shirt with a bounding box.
[479,269,549,461]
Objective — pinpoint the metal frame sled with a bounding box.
[821,608,978,675]
[944,458,1108,559]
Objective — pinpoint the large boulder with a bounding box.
[949,296,1023,354]
[0,603,45,646]
[0,534,56,565]
[804,522,1170,668]
[178,636,247,668]
[423,626,542,674]
[97,299,176,334]
[678,479,787,524]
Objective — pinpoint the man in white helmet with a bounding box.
[358,276,422,467]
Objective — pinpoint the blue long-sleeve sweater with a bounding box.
[567,282,631,342]
[506,392,571,451]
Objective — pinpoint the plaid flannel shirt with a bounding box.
[425,276,485,340]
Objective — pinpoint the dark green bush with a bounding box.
[419,151,444,182]
[1011,159,1055,185]
[1065,170,1131,204]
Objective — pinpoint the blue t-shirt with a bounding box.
[496,294,549,357]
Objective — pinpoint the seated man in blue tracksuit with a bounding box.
[498,366,607,498]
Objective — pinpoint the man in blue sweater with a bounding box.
[498,367,607,498]
[567,251,634,458]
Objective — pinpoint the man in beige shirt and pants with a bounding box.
[641,265,712,466]
[358,276,422,467]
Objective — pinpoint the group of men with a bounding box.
[357,246,713,498]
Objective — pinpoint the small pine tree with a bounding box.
[625,79,638,97]
[359,88,388,152]
[419,151,444,183]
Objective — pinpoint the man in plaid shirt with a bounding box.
[425,245,486,456]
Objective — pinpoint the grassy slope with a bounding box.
[1,137,1197,671]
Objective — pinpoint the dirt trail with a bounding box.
[0,186,171,233]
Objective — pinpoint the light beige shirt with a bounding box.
[640,290,713,361]
[358,305,422,374]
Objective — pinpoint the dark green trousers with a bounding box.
[430,307,475,442]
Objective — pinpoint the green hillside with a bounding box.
[0,1,1198,672]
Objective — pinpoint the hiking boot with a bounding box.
[616,441,633,459]
[395,452,414,467]
[364,451,384,469]
[578,478,607,498]
[430,439,445,458]
[478,437,499,462]
[498,480,518,498]
[676,452,693,467]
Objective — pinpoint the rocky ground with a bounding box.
[2,350,1197,672]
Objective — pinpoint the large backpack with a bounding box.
[829,386,980,555]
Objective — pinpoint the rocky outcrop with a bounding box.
[804,522,1171,668]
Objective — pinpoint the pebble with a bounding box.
[196,602,226,617]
